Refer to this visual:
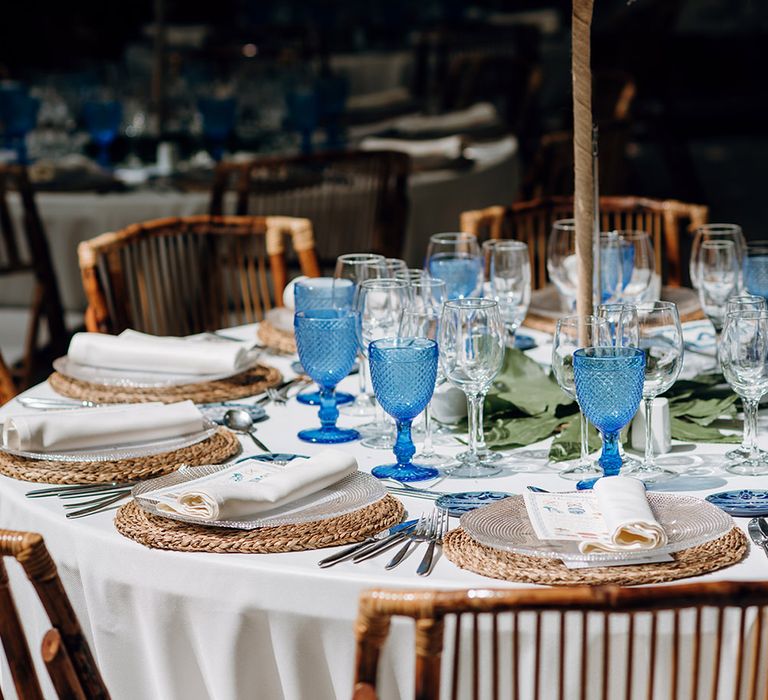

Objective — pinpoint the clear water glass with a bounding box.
[597,303,639,348]
[720,310,768,475]
[696,240,739,332]
[743,241,768,301]
[294,310,360,444]
[630,301,684,483]
[552,316,611,480]
[369,338,439,482]
[573,347,645,482]
[616,230,654,304]
[547,219,578,310]
[489,240,531,347]
[335,253,385,417]
[690,224,746,291]
[426,232,483,301]
[439,298,505,477]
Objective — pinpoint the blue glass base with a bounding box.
[576,477,598,490]
[371,462,439,482]
[297,390,355,406]
[297,427,360,444]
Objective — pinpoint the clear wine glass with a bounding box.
[489,241,531,348]
[629,301,684,483]
[696,240,739,333]
[743,241,768,302]
[690,224,746,291]
[547,219,578,311]
[426,232,483,301]
[552,316,611,480]
[616,230,654,304]
[335,253,385,417]
[439,298,505,477]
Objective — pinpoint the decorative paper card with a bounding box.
[523,491,608,543]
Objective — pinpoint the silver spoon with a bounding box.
[223,409,270,452]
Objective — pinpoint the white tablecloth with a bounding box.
[0,323,760,700]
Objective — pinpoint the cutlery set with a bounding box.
[27,482,136,518]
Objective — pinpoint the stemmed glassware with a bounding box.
[573,347,646,485]
[356,278,410,448]
[615,230,654,303]
[743,241,768,301]
[696,240,740,333]
[547,219,578,310]
[368,338,439,481]
[690,224,746,291]
[439,298,506,477]
[599,232,626,304]
[552,316,611,480]
[489,240,531,347]
[597,303,639,348]
[82,99,122,168]
[426,233,483,300]
[720,310,768,475]
[294,310,360,444]
[335,253,385,417]
[398,276,454,468]
[631,301,684,483]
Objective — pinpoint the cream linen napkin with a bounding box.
[154,448,358,521]
[67,330,250,375]
[2,401,204,452]
[580,476,668,554]
[360,135,463,160]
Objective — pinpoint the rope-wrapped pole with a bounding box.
[572,0,595,334]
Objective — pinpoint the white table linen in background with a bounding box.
[0,321,761,700]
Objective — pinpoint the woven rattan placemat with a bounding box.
[115,494,405,554]
[0,428,241,485]
[257,321,296,355]
[48,364,281,404]
[443,527,748,586]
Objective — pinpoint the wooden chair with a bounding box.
[460,195,709,288]
[0,349,17,405]
[78,215,320,335]
[209,151,410,265]
[0,529,110,699]
[354,581,768,700]
[0,164,67,387]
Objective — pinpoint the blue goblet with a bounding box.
[573,347,645,488]
[369,337,439,482]
[294,310,360,443]
[198,97,237,161]
[82,100,122,168]
[294,277,355,407]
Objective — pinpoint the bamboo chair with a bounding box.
[78,215,320,335]
[0,164,67,387]
[0,529,110,699]
[209,151,410,265]
[460,195,708,289]
[0,349,17,405]
[354,581,768,700]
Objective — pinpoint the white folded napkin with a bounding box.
[430,383,468,425]
[154,448,358,521]
[2,401,204,452]
[394,102,499,134]
[580,477,668,554]
[67,330,250,375]
[360,135,463,160]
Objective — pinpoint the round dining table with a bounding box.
[0,321,763,700]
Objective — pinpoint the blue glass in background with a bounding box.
[744,244,768,300]
[0,86,40,164]
[428,254,483,300]
[573,347,645,486]
[621,240,636,291]
[286,87,318,155]
[369,337,439,482]
[293,277,355,406]
[317,74,348,149]
[294,310,360,443]
[82,100,122,168]
[198,97,237,161]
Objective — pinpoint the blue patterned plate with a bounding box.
[515,334,537,351]
[199,402,267,425]
[436,491,513,517]
[705,489,768,517]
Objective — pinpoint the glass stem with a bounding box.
[318,387,338,431]
[476,395,488,453]
[743,397,760,461]
[579,410,589,467]
[422,403,435,457]
[393,420,415,467]
[466,394,482,461]
[643,397,655,469]
[600,430,622,476]
[357,355,367,396]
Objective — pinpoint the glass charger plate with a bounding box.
[53,349,261,388]
[133,468,387,530]
[460,493,733,563]
[0,418,218,463]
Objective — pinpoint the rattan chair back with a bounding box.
[0,349,16,405]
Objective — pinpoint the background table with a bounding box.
[0,322,761,700]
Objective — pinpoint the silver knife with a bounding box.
[748,518,768,557]
[318,519,417,567]
[351,529,417,563]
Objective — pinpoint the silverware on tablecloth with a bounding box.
[223,409,270,452]
[417,509,450,577]
[26,482,136,498]
[526,486,551,493]
[65,492,130,519]
[17,397,110,410]
[385,513,435,570]
[385,487,440,501]
[317,519,418,568]
[748,518,768,558]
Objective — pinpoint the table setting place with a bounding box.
[4,228,768,586]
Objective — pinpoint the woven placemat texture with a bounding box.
[0,428,241,485]
[443,526,748,586]
[257,321,296,355]
[48,364,281,404]
[115,494,405,553]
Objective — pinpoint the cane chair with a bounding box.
[209,151,410,265]
[79,215,320,335]
[0,164,67,387]
[0,349,17,405]
[0,529,110,699]
[354,581,768,700]
[460,195,708,289]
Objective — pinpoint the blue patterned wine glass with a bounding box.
[294,310,360,444]
[198,97,237,161]
[573,347,645,488]
[294,277,355,406]
[426,232,483,300]
[369,338,439,481]
[82,100,122,168]
[744,241,768,302]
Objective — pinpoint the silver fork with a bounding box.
[267,387,288,406]
[385,512,436,570]
[417,509,449,576]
